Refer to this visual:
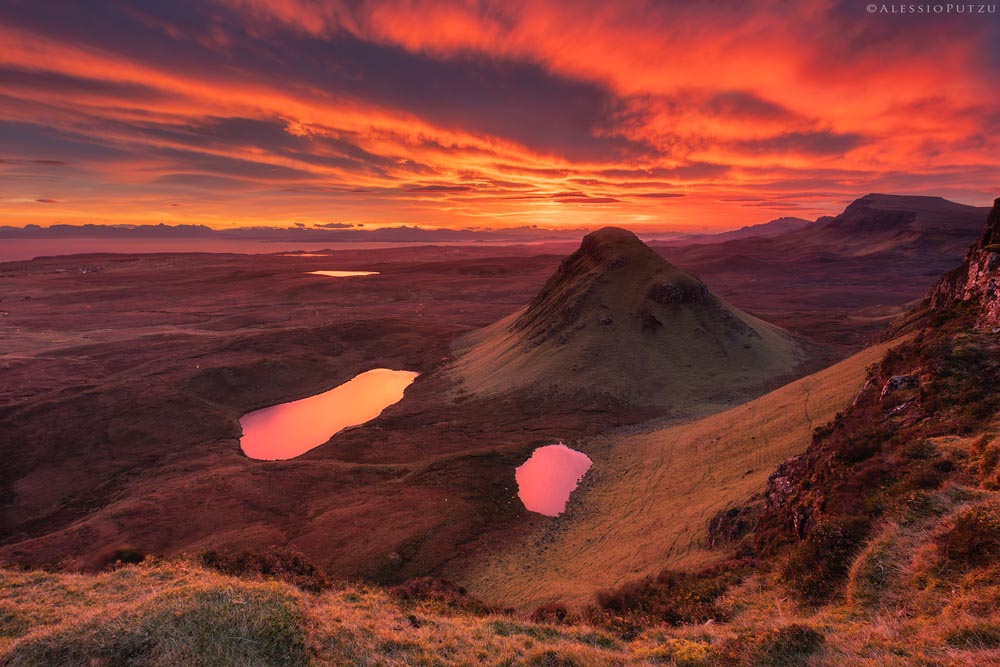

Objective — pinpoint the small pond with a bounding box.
[239,368,418,460]
[515,444,593,517]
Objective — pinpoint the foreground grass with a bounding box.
[0,561,631,667]
[2,535,999,667]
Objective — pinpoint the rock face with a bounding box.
[930,197,1000,330]
[750,196,1000,564]
[879,374,919,401]
[449,227,816,408]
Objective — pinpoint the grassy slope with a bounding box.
[454,337,911,609]
[451,301,810,409]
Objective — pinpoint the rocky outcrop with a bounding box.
[930,197,1000,331]
[708,504,761,547]
[879,374,918,401]
[826,197,917,233]
[750,199,1000,566]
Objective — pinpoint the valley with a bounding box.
[0,195,988,584]
[1,194,999,666]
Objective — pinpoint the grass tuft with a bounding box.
[751,624,824,666]
[944,622,1000,649]
[937,501,1000,568]
[201,547,329,593]
[784,516,871,603]
[4,578,308,667]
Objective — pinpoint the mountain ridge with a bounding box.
[794,193,989,256]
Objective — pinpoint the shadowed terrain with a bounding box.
[0,231,826,582]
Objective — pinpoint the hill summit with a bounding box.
[450,227,814,407]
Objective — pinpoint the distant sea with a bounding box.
[0,238,550,263]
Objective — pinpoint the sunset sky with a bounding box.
[1,0,998,232]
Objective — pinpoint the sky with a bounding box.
[0,0,998,232]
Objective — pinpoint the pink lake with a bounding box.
[239,368,418,460]
[515,444,593,517]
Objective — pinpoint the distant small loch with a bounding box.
[308,270,380,277]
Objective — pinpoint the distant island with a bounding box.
[0,216,814,245]
[0,222,587,243]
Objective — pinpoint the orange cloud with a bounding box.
[0,0,996,232]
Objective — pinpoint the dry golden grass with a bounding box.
[4,522,1000,667]
[0,562,639,666]
[0,563,307,666]
[454,337,913,609]
[3,457,998,665]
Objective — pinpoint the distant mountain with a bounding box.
[653,194,993,346]
[716,216,814,240]
[0,213,858,248]
[449,227,816,407]
[0,223,586,244]
[796,193,989,257]
[650,216,814,246]
[652,194,988,257]
[0,223,220,238]
[0,217,815,247]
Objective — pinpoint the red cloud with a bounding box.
[0,0,996,231]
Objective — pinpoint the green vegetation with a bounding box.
[729,625,825,667]
[595,563,749,628]
[751,312,1000,609]
[944,622,1000,649]
[201,547,330,593]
